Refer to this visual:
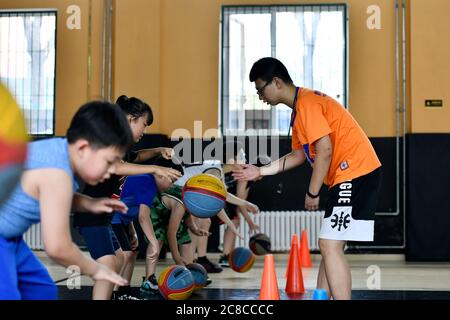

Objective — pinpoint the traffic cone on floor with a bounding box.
[259,254,280,300]
[285,234,305,294]
[285,233,298,278]
[299,230,313,268]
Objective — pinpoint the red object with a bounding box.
[259,254,280,300]
[284,233,298,278]
[299,230,313,268]
[285,234,305,294]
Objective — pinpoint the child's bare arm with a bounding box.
[226,192,259,214]
[115,161,181,181]
[134,147,174,162]
[39,169,127,286]
[236,181,260,233]
[233,149,306,181]
[72,193,128,214]
[217,210,244,239]
[204,166,258,214]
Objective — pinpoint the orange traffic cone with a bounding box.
[285,234,305,294]
[299,230,313,268]
[259,254,280,300]
[285,233,298,278]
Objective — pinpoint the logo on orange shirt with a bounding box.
[340,161,349,170]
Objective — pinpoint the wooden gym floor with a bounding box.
[35,251,450,300]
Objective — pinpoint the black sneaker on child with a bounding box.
[196,256,223,273]
[113,285,141,300]
[218,254,230,267]
[140,275,160,299]
[117,294,141,300]
[112,291,141,300]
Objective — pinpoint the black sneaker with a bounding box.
[140,275,159,298]
[117,294,141,300]
[218,254,230,267]
[197,256,223,273]
[112,290,141,300]
[112,289,141,300]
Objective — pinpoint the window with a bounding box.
[0,10,57,136]
[221,5,347,136]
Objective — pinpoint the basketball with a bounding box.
[229,247,255,273]
[182,173,227,218]
[158,265,195,300]
[249,233,272,255]
[0,84,28,207]
[186,263,208,290]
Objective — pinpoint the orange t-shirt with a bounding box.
[291,88,381,187]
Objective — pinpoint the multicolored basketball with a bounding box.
[229,247,255,273]
[186,263,208,290]
[0,84,28,206]
[249,233,272,255]
[158,265,195,300]
[182,173,227,218]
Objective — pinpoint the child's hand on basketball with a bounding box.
[174,256,189,266]
[89,198,128,214]
[153,165,182,182]
[92,263,128,286]
[159,147,175,160]
[232,164,261,181]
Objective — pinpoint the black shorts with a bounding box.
[77,225,121,260]
[320,167,382,241]
[111,223,135,252]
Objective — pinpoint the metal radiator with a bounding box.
[219,211,324,252]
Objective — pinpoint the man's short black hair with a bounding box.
[67,101,133,152]
[249,57,293,84]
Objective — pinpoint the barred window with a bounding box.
[221,5,347,136]
[0,10,56,136]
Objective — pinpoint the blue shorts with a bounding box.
[0,236,57,300]
[77,225,121,260]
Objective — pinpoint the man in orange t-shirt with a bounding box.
[234,57,382,300]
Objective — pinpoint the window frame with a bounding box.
[220,4,348,136]
[0,8,58,137]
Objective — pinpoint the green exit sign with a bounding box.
[425,100,443,107]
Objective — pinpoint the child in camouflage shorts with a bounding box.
[140,159,210,297]
[150,184,207,264]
